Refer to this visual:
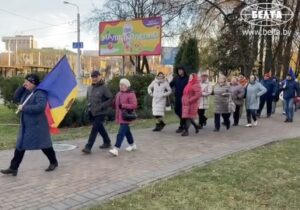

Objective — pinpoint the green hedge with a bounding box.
[0,74,157,127]
[0,76,24,109]
[107,74,155,118]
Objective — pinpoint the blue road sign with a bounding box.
[72,42,84,49]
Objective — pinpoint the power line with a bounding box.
[0,8,60,26]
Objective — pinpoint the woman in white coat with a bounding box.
[148,72,172,131]
[198,72,212,128]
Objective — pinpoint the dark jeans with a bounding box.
[233,105,241,125]
[10,147,57,170]
[246,109,257,123]
[258,97,272,116]
[115,124,134,148]
[284,98,294,120]
[198,109,207,126]
[86,115,111,149]
[214,113,230,130]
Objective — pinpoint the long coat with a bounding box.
[170,75,189,118]
[214,84,231,114]
[14,87,52,150]
[148,79,172,116]
[245,82,267,110]
[182,83,201,119]
[230,84,245,106]
[114,90,138,124]
[199,80,212,109]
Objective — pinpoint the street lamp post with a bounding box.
[63,1,83,94]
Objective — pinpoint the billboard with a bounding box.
[99,17,162,56]
[161,47,179,65]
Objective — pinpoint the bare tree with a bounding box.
[86,0,194,74]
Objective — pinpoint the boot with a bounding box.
[176,126,184,133]
[158,121,166,131]
[152,123,161,132]
[181,130,189,136]
[45,162,58,172]
[82,147,91,154]
[99,143,111,149]
[1,168,18,176]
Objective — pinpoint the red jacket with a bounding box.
[182,83,201,119]
[114,91,138,124]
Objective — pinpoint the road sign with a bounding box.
[72,42,83,49]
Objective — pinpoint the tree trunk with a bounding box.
[135,56,143,74]
[264,31,272,75]
[141,56,150,74]
[282,0,300,78]
[258,33,265,79]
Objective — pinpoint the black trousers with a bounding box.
[258,97,272,116]
[10,147,57,170]
[183,119,197,131]
[215,113,231,130]
[86,115,111,149]
[198,109,207,126]
[247,109,257,123]
[233,105,241,125]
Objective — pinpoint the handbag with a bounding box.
[228,94,236,113]
[122,109,137,121]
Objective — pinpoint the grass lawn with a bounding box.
[89,138,300,210]
[0,102,214,150]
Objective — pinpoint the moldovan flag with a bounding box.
[37,55,78,134]
[288,67,296,80]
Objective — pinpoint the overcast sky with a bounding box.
[0,0,105,52]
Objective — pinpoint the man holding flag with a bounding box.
[1,55,78,176]
[1,74,58,176]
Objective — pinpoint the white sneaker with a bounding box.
[253,121,258,126]
[245,123,252,127]
[109,148,118,156]
[126,144,137,152]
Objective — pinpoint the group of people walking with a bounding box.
[1,68,299,176]
[149,66,299,135]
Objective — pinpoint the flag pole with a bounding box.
[15,92,34,114]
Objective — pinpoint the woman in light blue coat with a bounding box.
[245,75,267,127]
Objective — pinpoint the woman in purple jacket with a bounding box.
[109,78,138,156]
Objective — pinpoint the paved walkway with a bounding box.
[0,112,300,210]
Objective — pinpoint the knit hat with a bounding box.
[91,70,100,77]
[25,74,40,85]
[120,78,131,87]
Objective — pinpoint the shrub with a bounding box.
[0,76,24,109]
[107,74,155,112]
[60,97,90,128]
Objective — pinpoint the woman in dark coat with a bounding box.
[1,74,58,176]
[170,66,189,133]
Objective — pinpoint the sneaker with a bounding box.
[253,121,258,126]
[126,144,137,152]
[109,148,119,156]
[245,123,252,127]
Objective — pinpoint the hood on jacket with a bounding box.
[174,65,188,77]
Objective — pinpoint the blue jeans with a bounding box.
[115,124,134,148]
[284,98,294,120]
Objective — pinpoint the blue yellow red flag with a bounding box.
[37,55,78,130]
